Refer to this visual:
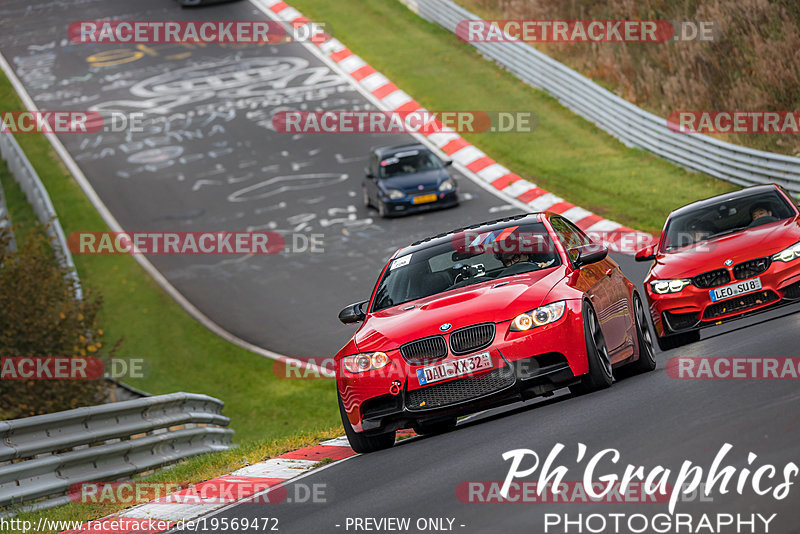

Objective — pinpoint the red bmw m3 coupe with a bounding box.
[636,184,800,351]
[334,212,655,453]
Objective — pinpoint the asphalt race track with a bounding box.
[1,1,800,533]
[0,0,527,360]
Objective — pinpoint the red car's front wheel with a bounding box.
[656,329,700,352]
[629,293,657,373]
[570,302,614,395]
[338,394,395,454]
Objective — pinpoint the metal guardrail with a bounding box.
[400,0,800,195]
[0,172,14,252]
[0,393,234,515]
[0,124,81,298]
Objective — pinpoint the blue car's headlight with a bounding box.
[439,179,456,192]
[510,302,566,331]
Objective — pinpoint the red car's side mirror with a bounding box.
[635,245,657,262]
[338,300,368,324]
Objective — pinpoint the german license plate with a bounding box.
[412,194,438,205]
[417,352,492,385]
[709,277,762,302]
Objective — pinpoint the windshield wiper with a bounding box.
[708,227,745,239]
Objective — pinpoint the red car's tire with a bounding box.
[412,417,457,436]
[656,329,700,352]
[629,293,657,373]
[338,394,395,454]
[570,301,614,395]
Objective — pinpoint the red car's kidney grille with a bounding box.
[406,368,514,410]
[692,269,731,289]
[400,336,448,365]
[733,257,771,280]
[703,290,779,319]
[449,323,495,355]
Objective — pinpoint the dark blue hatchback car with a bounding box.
[363,144,459,218]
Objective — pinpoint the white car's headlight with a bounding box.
[510,302,566,331]
[342,352,390,374]
[385,189,405,200]
[650,279,692,294]
[439,179,456,191]
[772,241,800,263]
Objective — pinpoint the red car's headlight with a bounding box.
[510,301,566,331]
[650,279,692,294]
[772,241,800,263]
[342,352,390,373]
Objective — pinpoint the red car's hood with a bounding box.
[652,218,800,279]
[355,268,565,352]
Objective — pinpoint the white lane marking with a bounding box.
[164,450,361,533]
[426,131,460,148]
[360,72,390,92]
[382,90,413,110]
[231,458,318,479]
[450,145,485,166]
[319,436,352,447]
[338,55,367,74]
[476,163,511,182]
[123,503,223,522]
[586,219,623,233]
[502,180,537,198]
[562,206,593,223]
[527,192,563,211]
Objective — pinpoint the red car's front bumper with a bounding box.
[646,260,800,338]
[336,300,588,434]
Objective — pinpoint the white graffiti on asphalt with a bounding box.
[89,57,347,116]
[228,173,349,203]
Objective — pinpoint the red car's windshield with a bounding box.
[371,223,560,312]
[662,190,796,251]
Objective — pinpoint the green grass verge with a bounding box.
[287,0,738,233]
[0,74,340,444]
[6,426,342,534]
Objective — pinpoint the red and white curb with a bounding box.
[253,0,657,255]
[60,436,367,533]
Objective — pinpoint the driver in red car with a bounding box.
[496,251,556,269]
[749,203,778,227]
